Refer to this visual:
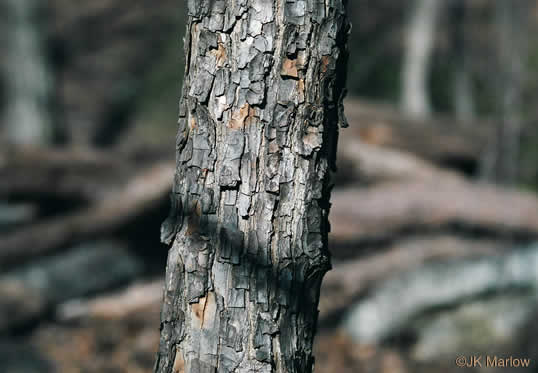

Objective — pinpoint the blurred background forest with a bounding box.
[1,0,538,372]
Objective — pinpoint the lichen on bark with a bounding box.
[154,1,349,372]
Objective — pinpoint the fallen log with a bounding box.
[341,242,538,343]
[330,179,538,245]
[0,161,174,269]
[320,235,505,321]
[0,241,143,331]
[58,280,163,321]
[0,145,136,202]
[336,139,460,185]
[343,98,493,171]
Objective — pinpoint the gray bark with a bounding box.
[154,1,349,372]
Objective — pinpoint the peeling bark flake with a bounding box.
[281,58,299,78]
[172,348,185,373]
[228,103,251,129]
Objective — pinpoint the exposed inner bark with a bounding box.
[154,1,349,372]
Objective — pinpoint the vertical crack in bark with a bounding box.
[155,1,349,372]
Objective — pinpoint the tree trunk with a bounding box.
[1,0,53,145]
[154,1,349,373]
[450,0,475,123]
[492,0,528,184]
[401,0,442,117]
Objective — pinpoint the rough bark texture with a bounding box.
[154,1,349,372]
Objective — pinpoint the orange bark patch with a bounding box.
[321,56,331,73]
[191,292,216,329]
[172,348,185,373]
[298,79,305,103]
[202,292,216,327]
[245,106,258,126]
[281,58,299,78]
[192,295,207,323]
[303,131,321,149]
[190,117,197,130]
[228,103,250,129]
[211,43,228,68]
[268,140,279,153]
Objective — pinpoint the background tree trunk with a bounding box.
[401,0,442,117]
[450,0,475,123]
[154,1,349,373]
[487,0,529,184]
[1,0,53,145]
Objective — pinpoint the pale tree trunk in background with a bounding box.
[154,1,349,373]
[401,0,442,117]
[482,0,529,184]
[451,0,475,123]
[1,0,52,145]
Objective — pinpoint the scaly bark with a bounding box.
[154,1,349,372]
